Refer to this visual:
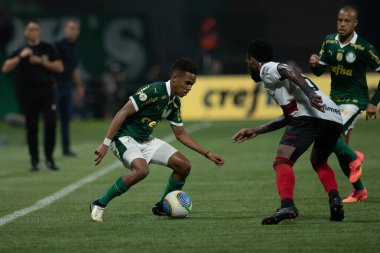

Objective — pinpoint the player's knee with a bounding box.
[135,167,149,180]
[273,156,292,170]
[178,158,191,176]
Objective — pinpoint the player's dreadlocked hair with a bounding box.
[247,40,274,63]
[171,58,199,75]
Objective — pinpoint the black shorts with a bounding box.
[280,116,342,163]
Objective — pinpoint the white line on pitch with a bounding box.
[0,121,211,227]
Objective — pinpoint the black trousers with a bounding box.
[20,85,57,165]
[57,82,73,153]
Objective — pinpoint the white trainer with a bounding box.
[90,203,105,222]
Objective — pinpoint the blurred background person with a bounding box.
[2,19,63,171]
[55,19,85,157]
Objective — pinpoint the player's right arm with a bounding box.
[366,80,380,120]
[231,115,288,143]
[310,40,328,76]
[94,100,136,165]
[2,48,32,73]
[277,63,324,112]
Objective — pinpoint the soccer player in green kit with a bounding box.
[89,58,224,222]
[310,5,380,202]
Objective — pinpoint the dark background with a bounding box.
[0,0,379,118]
[1,0,379,74]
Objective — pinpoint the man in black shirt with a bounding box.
[2,19,64,171]
[55,19,85,157]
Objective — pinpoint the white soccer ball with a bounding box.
[162,190,192,218]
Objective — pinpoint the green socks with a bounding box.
[99,176,130,206]
[159,176,185,204]
[334,138,364,190]
[334,138,357,160]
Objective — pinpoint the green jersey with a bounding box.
[115,81,183,142]
[311,32,380,109]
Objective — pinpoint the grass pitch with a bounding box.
[0,119,379,253]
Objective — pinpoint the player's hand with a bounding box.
[29,55,42,65]
[19,47,33,58]
[231,128,258,143]
[310,93,325,112]
[75,85,86,103]
[94,144,108,165]
[206,152,224,166]
[366,103,377,120]
[309,54,320,67]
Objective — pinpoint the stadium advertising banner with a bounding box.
[181,74,380,121]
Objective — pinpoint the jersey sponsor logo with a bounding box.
[330,65,352,76]
[149,121,157,127]
[142,97,158,105]
[323,105,341,115]
[345,51,356,63]
[141,117,158,128]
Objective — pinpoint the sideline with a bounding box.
[0,121,211,227]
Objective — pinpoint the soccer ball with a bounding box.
[162,190,192,218]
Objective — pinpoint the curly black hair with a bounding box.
[247,40,274,63]
[171,58,199,75]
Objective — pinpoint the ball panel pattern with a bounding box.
[177,192,191,209]
[162,199,172,215]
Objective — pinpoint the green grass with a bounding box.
[0,119,380,253]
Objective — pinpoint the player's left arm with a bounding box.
[365,45,380,120]
[277,63,324,112]
[170,124,224,166]
[94,101,136,165]
[231,114,288,143]
[366,80,380,120]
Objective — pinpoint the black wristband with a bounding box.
[204,151,210,158]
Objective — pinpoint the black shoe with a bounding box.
[30,163,40,172]
[46,160,59,171]
[63,150,77,158]
[329,197,344,221]
[152,202,166,216]
[262,206,299,225]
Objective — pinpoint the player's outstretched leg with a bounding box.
[262,206,299,225]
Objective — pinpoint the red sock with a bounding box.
[273,157,295,201]
[311,160,338,192]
